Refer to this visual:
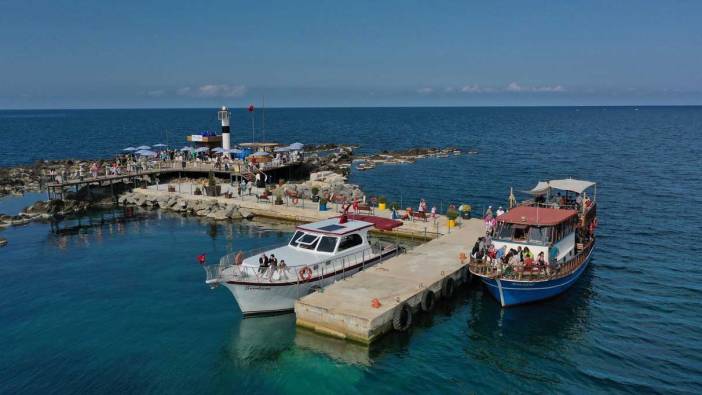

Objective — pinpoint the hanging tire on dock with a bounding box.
[392,303,413,331]
[441,277,455,299]
[420,290,436,312]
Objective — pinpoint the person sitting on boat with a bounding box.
[496,206,505,217]
[278,260,288,280]
[537,251,548,275]
[258,254,269,274]
[486,244,497,264]
[268,254,278,279]
[509,251,523,279]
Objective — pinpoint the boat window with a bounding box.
[289,231,304,246]
[338,233,363,251]
[297,233,320,250]
[528,226,547,244]
[513,226,527,241]
[317,236,338,253]
[496,223,512,240]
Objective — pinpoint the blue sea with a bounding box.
[1,107,701,394]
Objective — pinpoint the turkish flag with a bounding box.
[197,254,206,265]
[248,105,255,112]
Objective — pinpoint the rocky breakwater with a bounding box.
[0,166,42,197]
[118,191,254,221]
[0,199,93,228]
[304,146,354,175]
[281,171,364,202]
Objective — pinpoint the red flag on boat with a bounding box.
[197,254,206,265]
[248,105,255,112]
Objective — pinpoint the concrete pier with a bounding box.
[294,219,484,344]
[134,185,458,240]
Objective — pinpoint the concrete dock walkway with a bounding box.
[294,219,484,344]
[135,184,464,239]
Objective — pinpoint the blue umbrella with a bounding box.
[288,142,304,150]
[136,145,151,150]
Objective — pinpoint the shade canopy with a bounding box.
[497,205,577,226]
[525,178,595,195]
[274,147,291,152]
[194,147,210,153]
[211,147,224,153]
[122,147,137,151]
[251,151,271,157]
[548,179,596,194]
[136,145,151,150]
[135,150,157,157]
[288,142,304,150]
[525,181,550,196]
[180,146,193,152]
[153,143,168,147]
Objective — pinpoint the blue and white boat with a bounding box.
[469,179,598,307]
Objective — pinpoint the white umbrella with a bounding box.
[251,151,271,156]
[180,146,194,152]
[123,147,137,151]
[288,142,304,150]
[136,150,157,157]
[274,146,291,152]
[229,148,243,154]
[136,145,151,150]
[195,147,210,153]
[211,147,224,153]
[153,143,168,149]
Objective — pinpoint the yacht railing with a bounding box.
[205,240,401,286]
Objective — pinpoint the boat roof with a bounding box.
[341,214,403,231]
[296,217,374,235]
[526,178,596,195]
[497,205,577,226]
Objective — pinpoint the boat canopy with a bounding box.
[497,205,577,226]
[525,181,550,195]
[526,178,595,195]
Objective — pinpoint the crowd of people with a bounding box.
[257,253,288,280]
[470,235,560,279]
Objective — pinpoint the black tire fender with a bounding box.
[392,303,413,331]
[441,277,455,299]
[420,290,436,312]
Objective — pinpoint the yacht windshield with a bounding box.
[289,231,305,247]
[297,234,320,250]
[316,236,338,253]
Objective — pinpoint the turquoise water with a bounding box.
[1,107,702,393]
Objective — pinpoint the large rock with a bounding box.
[238,208,254,219]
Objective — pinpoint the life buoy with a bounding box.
[292,197,299,205]
[298,266,313,281]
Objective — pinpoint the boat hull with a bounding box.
[481,246,594,307]
[223,249,396,316]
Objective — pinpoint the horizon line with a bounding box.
[1,103,702,111]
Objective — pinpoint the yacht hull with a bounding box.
[224,248,396,316]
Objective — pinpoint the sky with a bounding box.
[1,0,701,108]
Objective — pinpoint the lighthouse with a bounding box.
[218,106,231,157]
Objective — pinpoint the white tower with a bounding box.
[218,106,231,157]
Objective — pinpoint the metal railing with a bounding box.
[205,240,401,286]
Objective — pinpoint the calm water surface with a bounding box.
[1,107,701,394]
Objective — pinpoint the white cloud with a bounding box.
[417,87,434,94]
[176,84,247,98]
[146,89,165,97]
[460,84,485,93]
[506,81,564,93]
